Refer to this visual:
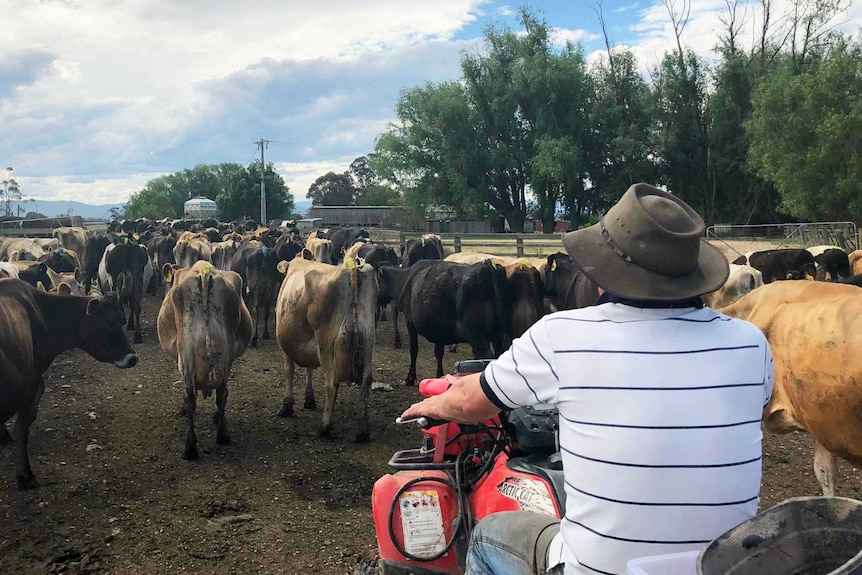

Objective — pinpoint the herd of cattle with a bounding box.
[1,220,861,500]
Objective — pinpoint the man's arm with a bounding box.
[400,373,501,424]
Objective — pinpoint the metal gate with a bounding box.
[705,222,858,261]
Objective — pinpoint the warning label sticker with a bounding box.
[497,477,556,516]
[399,489,446,558]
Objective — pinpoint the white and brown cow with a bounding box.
[701,264,764,309]
[275,257,378,441]
[52,226,88,267]
[157,261,253,460]
[720,280,862,496]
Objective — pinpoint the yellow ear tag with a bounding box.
[551,260,557,271]
[805,273,814,281]
[165,270,173,283]
[519,258,531,270]
[345,256,356,270]
[488,259,497,269]
[421,238,425,247]
[277,260,289,274]
[203,264,211,277]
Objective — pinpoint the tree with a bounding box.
[747,40,862,221]
[1,168,22,218]
[348,155,382,202]
[307,171,357,206]
[109,206,125,221]
[356,184,399,206]
[26,211,46,219]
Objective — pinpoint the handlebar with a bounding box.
[395,416,448,429]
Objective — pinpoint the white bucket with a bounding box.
[626,550,700,575]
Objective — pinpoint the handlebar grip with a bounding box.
[395,416,447,429]
[419,378,452,397]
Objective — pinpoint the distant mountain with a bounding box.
[12,199,124,220]
[293,200,312,216]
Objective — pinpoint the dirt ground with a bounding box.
[2,294,861,575]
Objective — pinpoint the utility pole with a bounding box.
[254,139,272,225]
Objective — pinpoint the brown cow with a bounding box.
[304,237,334,264]
[274,257,378,441]
[720,281,862,496]
[849,249,862,276]
[157,261,253,460]
[702,264,764,309]
[174,236,212,268]
[0,281,138,488]
[52,226,88,266]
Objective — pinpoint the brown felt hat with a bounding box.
[562,183,729,300]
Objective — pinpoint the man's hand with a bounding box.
[399,372,501,424]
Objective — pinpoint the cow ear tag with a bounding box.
[551,259,557,271]
[345,257,356,270]
[165,269,173,283]
[277,260,289,274]
[421,237,425,247]
[202,264,211,277]
[519,258,530,270]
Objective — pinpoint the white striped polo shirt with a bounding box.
[480,301,773,575]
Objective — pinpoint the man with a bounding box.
[401,184,773,575]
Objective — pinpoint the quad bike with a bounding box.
[356,359,564,575]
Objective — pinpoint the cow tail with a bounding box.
[345,258,365,387]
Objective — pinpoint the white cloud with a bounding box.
[276,158,357,200]
[551,27,601,47]
[614,2,641,13]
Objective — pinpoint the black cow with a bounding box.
[543,252,600,310]
[39,247,78,273]
[814,249,851,281]
[836,274,862,287]
[378,260,442,348]
[0,281,137,489]
[105,241,149,343]
[401,234,444,267]
[354,243,399,269]
[146,232,177,295]
[17,262,51,291]
[230,243,282,347]
[324,227,370,263]
[734,249,816,284]
[400,261,514,386]
[273,233,305,263]
[83,234,112,294]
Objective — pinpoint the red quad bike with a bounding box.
[356,360,565,575]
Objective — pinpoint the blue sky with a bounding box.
[1,0,860,208]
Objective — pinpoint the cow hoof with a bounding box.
[393,340,402,350]
[183,447,199,460]
[133,334,143,344]
[250,338,259,348]
[276,404,294,418]
[355,430,370,443]
[304,398,316,410]
[403,378,416,387]
[216,433,231,445]
[16,475,38,490]
[316,426,333,439]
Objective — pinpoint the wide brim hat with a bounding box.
[562,183,729,301]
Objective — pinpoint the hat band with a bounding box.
[600,217,633,263]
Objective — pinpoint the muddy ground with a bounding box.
[2,294,861,575]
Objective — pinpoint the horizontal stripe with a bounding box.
[566,481,759,507]
[547,315,731,325]
[562,446,762,469]
[566,519,712,545]
[559,382,764,391]
[577,558,619,575]
[561,415,762,430]
[479,372,508,411]
[555,344,759,355]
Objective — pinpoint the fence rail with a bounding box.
[369,230,567,258]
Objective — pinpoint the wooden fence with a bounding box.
[369,230,566,258]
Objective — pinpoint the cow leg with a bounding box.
[214,384,230,445]
[133,295,143,344]
[0,422,11,445]
[250,305,260,348]
[814,441,837,497]
[393,305,402,349]
[304,368,316,410]
[354,372,372,444]
[317,373,339,439]
[262,304,271,340]
[404,323,419,386]
[183,388,199,460]
[276,356,296,417]
[13,376,44,490]
[379,304,388,322]
[434,343,445,378]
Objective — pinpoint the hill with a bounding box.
[13,199,124,220]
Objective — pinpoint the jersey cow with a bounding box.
[720,281,862,496]
[173,236,212,268]
[701,264,764,309]
[52,227,88,266]
[0,281,137,489]
[230,243,282,346]
[157,261,253,460]
[275,257,378,442]
[100,241,151,343]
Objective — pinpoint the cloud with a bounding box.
[551,27,601,47]
[614,2,641,13]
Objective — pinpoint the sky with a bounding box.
[1,0,860,208]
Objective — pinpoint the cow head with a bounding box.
[77,294,138,368]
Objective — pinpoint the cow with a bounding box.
[542,252,600,311]
[0,282,138,489]
[323,227,369,263]
[732,248,815,283]
[400,260,514,386]
[210,238,242,271]
[52,226,88,266]
[345,243,399,270]
[229,243,282,346]
[157,261,253,460]
[273,233,304,263]
[304,237,334,264]
[100,241,150,343]
[0,262,19,279]
[378,260,443,348]
[11,262,51,290]
[807,247,851,280]
[45,267,84,296]
[38,247,81,273]
[849,250,862,276]
[174,236,212,268]
[720,281,862,496]
[4,239,46,262]
[401,234,444,267]
[274,257,378,441]
[701,264,764,309]
[836,274,862,287]
[83,234,112,294]
[147,232,177,294]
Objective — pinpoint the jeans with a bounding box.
[465,511,564,575]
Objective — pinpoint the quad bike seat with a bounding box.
[506,453,568,511]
